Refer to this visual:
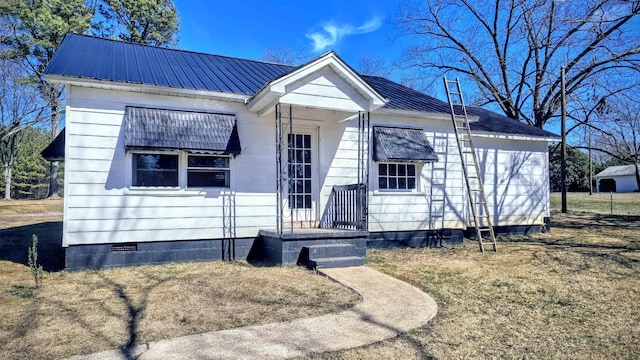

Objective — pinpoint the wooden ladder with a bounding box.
[443,77,497,253]
[429,134,450,247]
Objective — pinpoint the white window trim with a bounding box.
[186,154,232,189]
[373,161,424,195]
[125,150,234,195]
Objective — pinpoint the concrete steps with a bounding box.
[309,256,365,269]
[302,244,364,269]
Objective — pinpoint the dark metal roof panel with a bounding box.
[362,76,452,114]
[44,34,293,95]
[373,126,438,163]
[44,34,558,139]
[125,107,241,155]
[362,76,558,139]
[466,107,559,138]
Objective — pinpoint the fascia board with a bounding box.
[45,75,250,102]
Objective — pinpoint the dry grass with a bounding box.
[0,261,360,360]
[302,212,640,359]
[0,198,63,216]
[0,199,64,271]
[0,199,360,360]
[551,191,640,215]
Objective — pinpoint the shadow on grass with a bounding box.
[550,212,640,230]
[507,214,640,272]
[0,222,64,272]
[91,272,169,359]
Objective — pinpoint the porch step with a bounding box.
[307,244,357,259]
[308,256,365,269]
[302,243,364,269]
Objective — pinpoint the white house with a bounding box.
[43,34,559,270]
[595,164,640,193]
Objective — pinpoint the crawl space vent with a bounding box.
[112,243,138,252]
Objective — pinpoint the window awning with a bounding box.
[373,126,438,163]
[125,107,241,155]
[41,128,65,161]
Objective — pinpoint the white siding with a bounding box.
[280,67,369,112]
[366,114,467,232]
[63,86,277,246]
[364,113,550,232]
[597,175,639,193]
[474,138,550,226]
[63,83,552,247]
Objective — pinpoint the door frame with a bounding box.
[284,125,320,227]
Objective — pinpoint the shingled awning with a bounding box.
[125,107,241,155]
[373,126,438,163]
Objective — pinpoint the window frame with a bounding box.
[375,162,420,193]
[126,150,234,192]
[130,151,180,189]
[186,154,231,189]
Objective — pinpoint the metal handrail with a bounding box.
[319,183,367,231]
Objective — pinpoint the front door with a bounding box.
[287,129,318,227]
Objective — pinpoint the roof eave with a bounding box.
[471,131,561,142]
[374,107,480,122]
[45,75,251,102]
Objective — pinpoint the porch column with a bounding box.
[275,103,294,234]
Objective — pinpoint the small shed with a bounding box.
[595,164,640,193]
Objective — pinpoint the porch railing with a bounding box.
[319,183,367,231]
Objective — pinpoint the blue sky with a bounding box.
[173,0,406,78]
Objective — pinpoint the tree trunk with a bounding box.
[48,161,59,198]
[3,164,11,200]
[47,99,60,198]
[635,163,640,192]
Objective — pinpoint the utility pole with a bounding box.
[561,67,568,213]
[588,131,593,195]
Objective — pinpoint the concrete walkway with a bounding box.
[69,266,437,360]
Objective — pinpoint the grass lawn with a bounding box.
[0,199,359,360]
[0,199,65,271]
[302,211,640,359]
[550,191,640,215]
[3,197,640,359]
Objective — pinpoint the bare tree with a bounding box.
[588,94,640,190]
[1,0,94,197]
[357,54,390,77]
[395,0,640,128]
[0,60,45,199]
[260,46,308,66]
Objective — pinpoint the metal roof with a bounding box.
[362,76,452,114]
[45,34,558,139]
[373,126,438,163]
[466,107,558,138]
[595,164,639,178]
[125,107,241,155]
[45,34,295,95]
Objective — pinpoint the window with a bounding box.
[288,134,312,209]
[187,155,230,187]
[378,163,417,191]
[132,153,178,187]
